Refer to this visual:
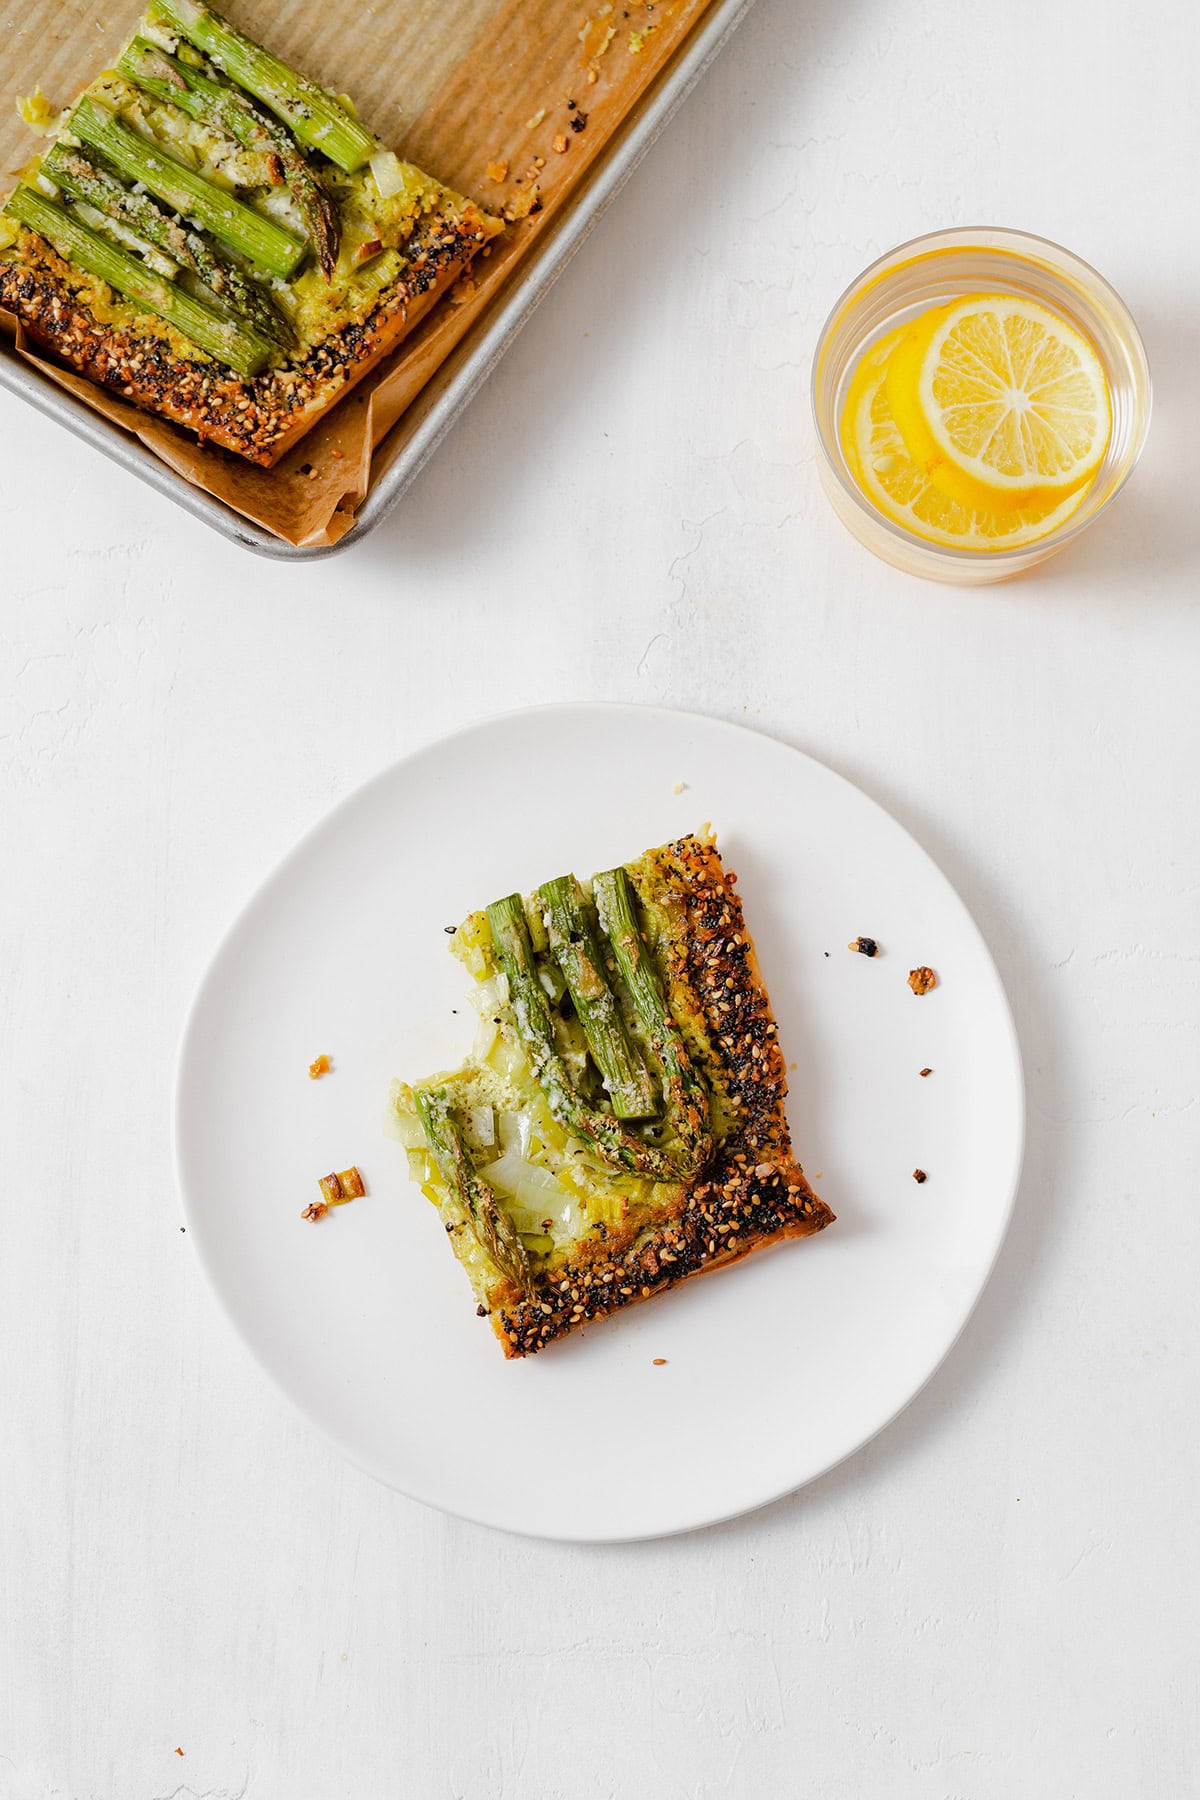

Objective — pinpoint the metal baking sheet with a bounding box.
[0,0,756,560]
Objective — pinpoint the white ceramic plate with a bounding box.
[175,705,1022,1540]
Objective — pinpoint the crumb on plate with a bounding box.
[912,1168,927,1184]
[848,936,879,957]
[301,1200,329,1222]
[486,159,509,182]
[652,1357,667,1366]
[319,1166,366,1207]
[920,1067,933,1077]
[908,966,937,995]
[308,1053,332,1079]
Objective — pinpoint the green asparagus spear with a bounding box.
[593,867,713,1175]
[3,184,272,376]
[149,0,376,173]
[485,895,692,1181]
[42,143,292,346]
[69,95,304,279]
[414,1087,534,1302]
[118,38,340,278]
[536,875,658,1121]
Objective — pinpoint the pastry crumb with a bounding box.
[301,1200,329,1222]
[652,1357,667,1366]
[848,936,879,957]
[672,779,688,794]
[503,184,542,222]
[552,133,569,153]
[486,159,509,182]
[525,108,546,129]
[318,1166,366,1207]
[908,966,937,995]
[912,1168,927,1184]
[308,1053,332,1079]
[919,1067,932,1077]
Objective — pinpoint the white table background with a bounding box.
[3,0,1197,1793]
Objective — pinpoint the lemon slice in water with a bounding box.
[841,327,1088,551]
[884,294,1111,512]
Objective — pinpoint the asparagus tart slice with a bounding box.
[391,833,833,1358]
[0,4,500,465]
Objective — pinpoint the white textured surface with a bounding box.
[2,0,1197,1791]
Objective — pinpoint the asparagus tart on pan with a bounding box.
[0,2,499,465]
[391,833,833,1358]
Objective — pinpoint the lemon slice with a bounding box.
[840,328,1088,551]
[884,294,1111,512]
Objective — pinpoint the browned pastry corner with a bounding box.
[0,208,490,467]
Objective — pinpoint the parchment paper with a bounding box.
[0,0,712,544]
